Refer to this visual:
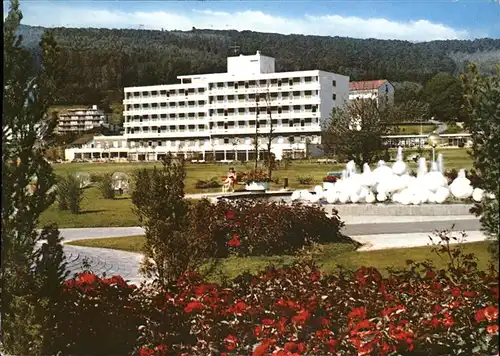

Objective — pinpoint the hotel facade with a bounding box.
[65,51,349,162]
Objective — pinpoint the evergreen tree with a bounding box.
[1,1,63,354]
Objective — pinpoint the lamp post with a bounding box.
[427,132,441,162]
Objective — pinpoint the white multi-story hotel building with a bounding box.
[65,51,349,162]
[56,105,110,134]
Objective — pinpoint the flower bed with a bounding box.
[193,199,346,257]
[52,250,498,356]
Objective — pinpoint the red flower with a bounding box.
[442,317,455,328]
[324,338,338,353]
[487,324,499,334]
[430,317,440,328]
[78,272,99,284]
[484,306,498,322]
[224,334,237,351]
[253,339,274,356]
[184,301,204,313]
[262,318,274,325]
[228,234,241,247]
[156,344,168,355]
[284,342,306,353]
[139,347,155,356]
[475,309,486,323]
[451,287,461,297]
[291,309,310,325]
[463,290,476,298]
[254,325,263,337]
[226,210,235,219]
[348,307,367,320]
[194,283,217,297]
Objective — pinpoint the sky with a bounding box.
[4,0,500,42]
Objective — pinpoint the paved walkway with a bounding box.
[356,230,487,251]
[46,216,487,284]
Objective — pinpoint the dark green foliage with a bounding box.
[98,172,115,199]
[15,24,500,105]
[422,73,468,122]
[2,1,63,354]
[56,173,84,213]
[461,64,500,258]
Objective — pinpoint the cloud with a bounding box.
[15,3,470,42]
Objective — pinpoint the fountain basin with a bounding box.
[216,191,474,216]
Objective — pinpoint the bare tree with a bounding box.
[261,90,277,179]
[253,95,260,171]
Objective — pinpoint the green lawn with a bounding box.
[66,236,494,281]
[41,149,473,228]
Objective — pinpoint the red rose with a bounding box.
[224,334,237,351]
[451,287,461,297]
[484,306,498,322]
[475,309,486,323]
[226,210,235,219]
[463,290,476,298]
[184,301,204,313]
[291,309,310,325]
[262,318,274,325]
[487,324,499,334]
[139,347,155,356]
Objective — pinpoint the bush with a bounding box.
[190,199,347,257]
[195,178,221,189]
[297,175,313,185]
[98,173,115,199]
[56,174,84,214]
[47,272,141,355]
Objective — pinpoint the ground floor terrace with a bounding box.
[65,143,310,162]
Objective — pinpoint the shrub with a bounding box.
[98,172,115,199]
[48,272,142,355]
[195,178,221,189]
[191,199,347,257]
[297,175,313,185]
[56,174,84,214]
[241,170,272,183]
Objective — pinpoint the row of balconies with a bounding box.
[124,125,320,139]
[124,93,322,110]
[124,92,206,104]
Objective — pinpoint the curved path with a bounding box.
[45,216,487,284]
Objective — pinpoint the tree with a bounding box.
[131,154,192,286]
[321,99,395,168]
[2,0,63,354]
[386,99,430,124]
[422,73,467,122]
[393,81,423,105]
[261,90,277,180]
[461,63,500,258]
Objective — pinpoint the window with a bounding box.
[332,93,337,100]
[224,138,230,144]
[332,80,337,87]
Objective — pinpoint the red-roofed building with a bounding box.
[348,79,394,108]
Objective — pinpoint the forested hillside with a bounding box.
[18,24,500,105]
